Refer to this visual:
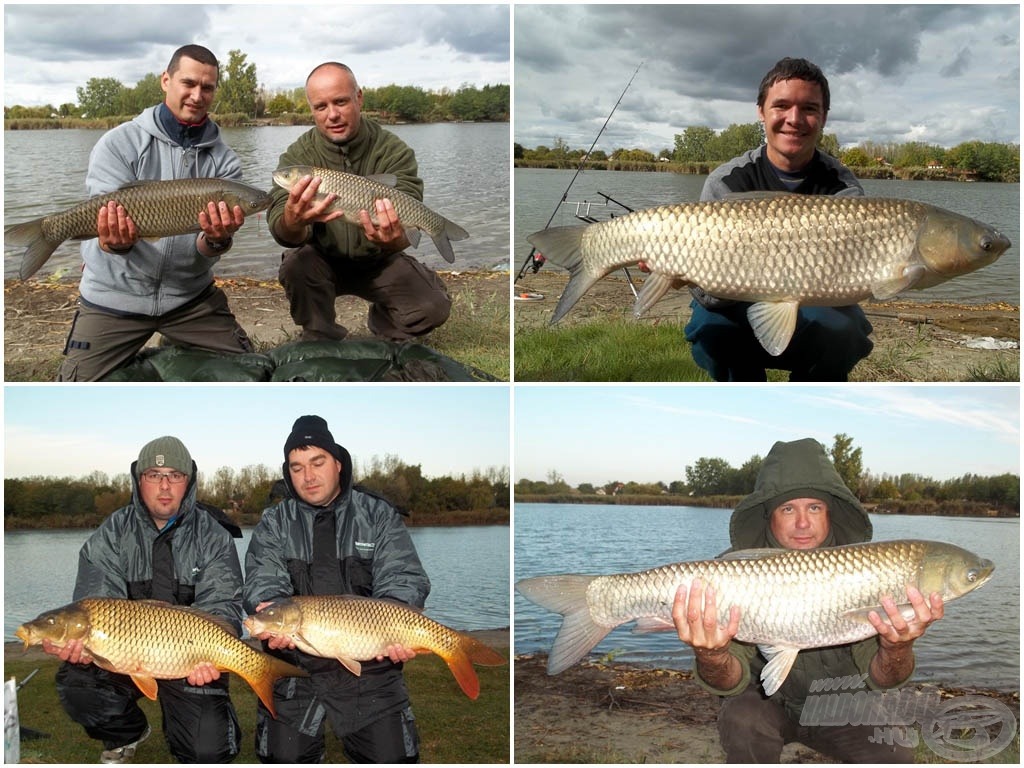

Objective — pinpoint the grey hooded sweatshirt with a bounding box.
[694,438,910,720]
[78,105,243,315]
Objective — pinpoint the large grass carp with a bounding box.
[4,177,273,280]
[15,597,308,717]
[272,165,469,263]
[527,193,1011,355]
[516,539,993,695]
[243,594,506,699]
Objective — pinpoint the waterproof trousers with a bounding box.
[55,662,241,763]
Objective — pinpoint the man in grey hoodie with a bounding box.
[58,44,255,382]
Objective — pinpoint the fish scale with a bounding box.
[15,597,308,718]
[517,539,993,695]
[271,165,469,263]
[5,177,273,280]
[528,194,1009,355]
[244,594,506,699]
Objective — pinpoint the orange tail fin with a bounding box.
[237,655,309,719]
[439,634,507,700]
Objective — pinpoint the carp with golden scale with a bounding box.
[244,594,506,699]
[15,597,307,717]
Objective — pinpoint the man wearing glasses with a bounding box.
[40,436,245,764]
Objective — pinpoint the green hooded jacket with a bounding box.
[694,438,912,720]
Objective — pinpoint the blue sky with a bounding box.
[513,385,1020,486]
[4,385,509,481]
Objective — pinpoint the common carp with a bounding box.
[272,165,469,263]
[516,539,993,695]
[244,595,506,699]
[15,597,307,717]
[4,177,273,280]
[527,194,1011,355]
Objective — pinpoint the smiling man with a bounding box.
[683,57,875,383]
[58,44,256,382]
[267,62,451,343]
[244,415,430,763]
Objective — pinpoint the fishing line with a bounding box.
[514,61,644,284]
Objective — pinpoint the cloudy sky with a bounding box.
[515,385,1019,486]
[4,386,509,481]
[515,4,1019,153]
[4,3,509,108]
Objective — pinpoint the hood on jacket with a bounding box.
[729,437,872,550]
[129,458,200,529]
[282,441,354,508]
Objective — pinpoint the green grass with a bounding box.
[428,281,510,381]
[6,648,508,763]
[514,319,796,381]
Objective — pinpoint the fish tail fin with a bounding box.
[516,574,611,674]
[439,647,483,699]
[428,218,469,264]
[4,218,57,280]
[243,654,309,719]
[525,226,599,323]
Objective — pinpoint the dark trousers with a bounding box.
[254,666,419,763]
[57,284,253,381]
[718,684,914,763]
[685,300,873,381]
[279,246,451,341]
[55,662,241,763]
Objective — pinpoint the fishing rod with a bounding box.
[515,61,644,283]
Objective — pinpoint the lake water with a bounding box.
[3,122,510,280]
[513,167,1020,305]
[4,524,509,641]
[514,504,1019,691]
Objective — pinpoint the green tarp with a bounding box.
[100,340,498,382]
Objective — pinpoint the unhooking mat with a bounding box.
[100,340,499,382]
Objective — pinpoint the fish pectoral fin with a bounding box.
[870,266,927,300]
[746,301,799,356]
[633,272,683,317]
[337,656,363,677]
[633,616,677,633]
[129,674,160,701]
[758,645,801,696]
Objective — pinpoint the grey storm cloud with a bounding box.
[515,4,1019,150]
[3,5,208,62]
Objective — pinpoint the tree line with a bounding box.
[515,434,1019,516]
[515,124,1020,182]
[4,454,510,530]
[5,48,509,125]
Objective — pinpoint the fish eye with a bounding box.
[966,568,978,582]
[980,237,993,252]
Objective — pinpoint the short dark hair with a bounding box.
[757,57,830,114]
[306,61,359,89]
[167,44,219,76]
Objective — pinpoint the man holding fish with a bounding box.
[36,436,246,763]
[672,438,943,761]
[244,415,431,763]
[268,62,453,342]
[682,58,874,381]
[55,44,259,382]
